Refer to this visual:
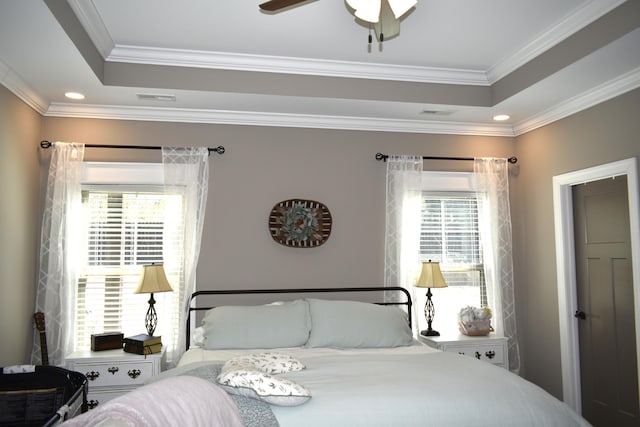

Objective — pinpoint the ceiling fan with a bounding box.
[259,0,417,42]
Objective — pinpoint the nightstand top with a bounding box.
[418,332,507,345]
[66,346,165,361]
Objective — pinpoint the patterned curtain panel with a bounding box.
[383,155,423,333]
[32,142,85,366]
[162,147,209,366]
[474,158,520,373]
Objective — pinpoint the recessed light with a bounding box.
[65,92,85,100]
[493,114,510,121]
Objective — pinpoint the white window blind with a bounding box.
[75,164,184,349]
[419,194,486,305]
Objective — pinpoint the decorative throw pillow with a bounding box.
[217,370,311,406]
[217,353,311,406]
[222,352,306,374]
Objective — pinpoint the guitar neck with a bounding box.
[34,312,49,366]
[39,331,49,365]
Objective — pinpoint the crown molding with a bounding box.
[487,0,625,83]
[108,45,490,85]
[67,0,114,58]
[0,60,48,114]
[38,66,640,137]
[43,102,515,137]
[513,66,640,135]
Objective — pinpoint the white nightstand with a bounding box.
[419,333,509,369]
[66,347,166,409]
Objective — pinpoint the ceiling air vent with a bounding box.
[419,109,455,116]
[137,93,176,102]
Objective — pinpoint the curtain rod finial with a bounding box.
[40,140,52,149]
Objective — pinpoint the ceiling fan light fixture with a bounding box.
[387,0,416,19]
[347,0,382,23]
[374,1,400,40]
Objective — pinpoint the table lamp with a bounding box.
[135,263,173,336]
[415,260,448,337]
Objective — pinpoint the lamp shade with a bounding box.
[135,264,173,294]
[415,261,448,289]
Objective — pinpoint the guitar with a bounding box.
[33,312,49,366]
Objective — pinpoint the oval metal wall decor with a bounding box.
[268,199,332,248]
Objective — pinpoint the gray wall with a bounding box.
[512,87,640,397]
[0,85,41,365]
[38,118,514,291]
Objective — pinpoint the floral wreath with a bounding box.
[280,203,319,242]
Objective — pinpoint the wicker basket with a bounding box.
[0,365,87,426]
[458,320,494,336]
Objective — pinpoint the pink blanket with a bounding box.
[62,376,244,426]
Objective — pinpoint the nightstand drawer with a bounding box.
[66,346,165,409]
[75,359,155,387]
[446,343,505,365]
[419,334,509,369]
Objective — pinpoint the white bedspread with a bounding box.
[178,345,590,427]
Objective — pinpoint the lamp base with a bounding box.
[144,293,158,337]
[420,329,440,337]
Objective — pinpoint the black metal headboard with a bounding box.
[186,286,412,351]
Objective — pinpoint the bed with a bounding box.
[63,287,590,427]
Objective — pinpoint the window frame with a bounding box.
[74,162,182,349]
[418,171,488,330]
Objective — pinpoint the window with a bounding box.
[74,163,183,349]
[416,172,485,334]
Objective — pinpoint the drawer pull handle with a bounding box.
[485,351,496,359]
[474,351,481,359]
[85,371,100,381]
[87,400,99,409]
[107,367,119,375]
[128,369,141,379]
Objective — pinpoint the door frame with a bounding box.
[552,157,640,413]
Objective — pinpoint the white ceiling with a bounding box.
[1,0,639,137]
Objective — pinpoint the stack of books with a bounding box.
[123,334,162,355]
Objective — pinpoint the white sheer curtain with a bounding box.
[383,155,423,332]
[161,147,209,366]
[474,158,520,373]
[32,142,85,366]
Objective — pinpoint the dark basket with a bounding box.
[0,365,87,426]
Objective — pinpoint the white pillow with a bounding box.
[201,299,311,349]
[217,353,311,406]
[306,298,414,348]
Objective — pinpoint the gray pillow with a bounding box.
[202,299,311,349]
[306,298,414,348]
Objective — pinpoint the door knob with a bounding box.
[574,310,586,320]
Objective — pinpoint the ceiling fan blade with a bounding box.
[259,0,309,12]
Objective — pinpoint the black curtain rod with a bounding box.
[40,140,225,155]
[375,152,517,164]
